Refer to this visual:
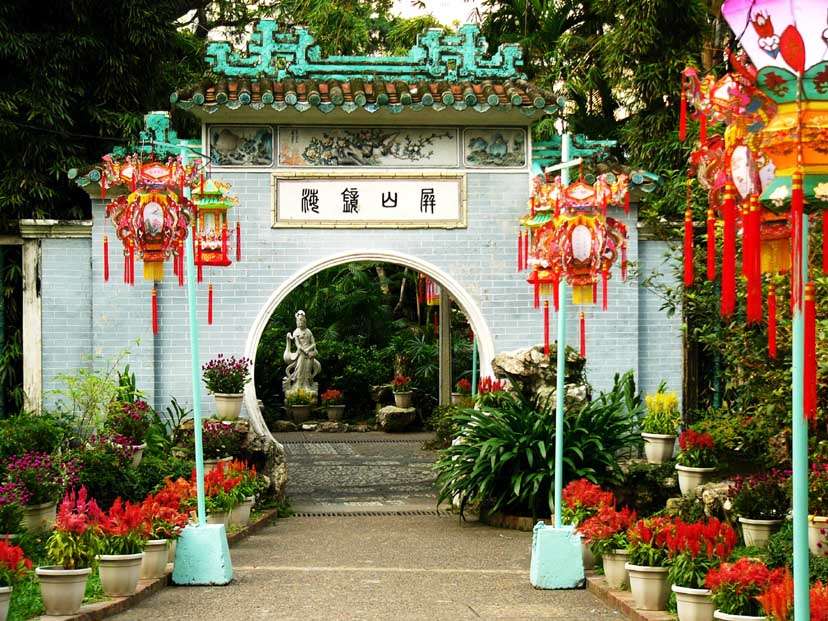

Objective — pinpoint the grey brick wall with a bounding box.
[40,150,684,415]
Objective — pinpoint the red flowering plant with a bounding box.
[226,460,265,500]
[202,354,252,395]
[140,494,189,541]
[705,557,786,616]
[0,538,31,587]
[626,517,674,567]
[477,377,507,394]
[202,461,244,514]
[561,479,615,526]
[665,518,738,589]
[392,374,412,392]
[757,574,828,621]
[45,486,104,569]
[454,378,472,395]
[728,470,790,521]
[676,429,718,468]
[320,389,343,406]
[104,399,152,446]
[578,505,637,557]
[200,420,243,459]
[0,482,29,534]
[99,498,150,555]
[5,451,77,505]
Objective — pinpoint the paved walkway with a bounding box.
[111,433,623,621]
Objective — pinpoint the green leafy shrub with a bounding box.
[434,371,642,517]
[728,470,789,521]
[613,461,678,517]
[70,442,140,510]
[424,405,463,449]
[0,412,68,460]
[133,453,193,500]
[691,406,780,467]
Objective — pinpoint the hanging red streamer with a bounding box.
[123,250,129,285]
[236,221,241,262]
[579,311,586,358]
[805,282,817,420]
[744,197,762,324]
[103,236,109,282]
[552,275,560,312]
[523,230,529,270]
[791,170,804,312]
[517,230,523,272]
[699,114,707,143]
[601,270,608,311]
[679,76,687,142]
[683,208,694,287]
[208,283,214,326]
[621,244,628,281]
[151,287,158,335]
[706,208,716,281]
[178,248,184,287]
[543,300,550,357]
[592,280,598,304]
[197,241,203,284]
[533,278,540,309]
[128,241,135,286]
[822,211,828,274]
[221,224,228,260]
[768,284,777,359]
[101,176,107,201]
[623,190,630,214]
[721,186,736,317]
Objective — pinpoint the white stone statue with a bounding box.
[282,310,321,397]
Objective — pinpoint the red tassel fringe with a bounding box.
[706,208,716,280]
[592,281,598,304]
[745,197,763,323]
[679,77,687,142]
[721,186,736,317]
[524,230,529,269]
[543,300,550,357]
[128,242,135,286]
[579,311,586,358]
[151,287,158,335]
[208,283,214,326]
[683,208,694,287]
[178,249,184,287]
[805,282,817,420]
[103,236,109,282]
[221,225,228,260]
[768,284,778,359]
[197,241,203,284]
[517,230,523,272]
[236,221,241,262]
[621,245,628,281]
[624,190,630,214]
[601,270,608,311]
[699,114,707,143]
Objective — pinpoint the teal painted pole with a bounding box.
[793,212,809,621]
[180,142,207,527]
[553,133,571,528]
[471,336,478,397]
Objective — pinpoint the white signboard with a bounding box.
[272,172,466,228]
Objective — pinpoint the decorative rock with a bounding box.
[351,424,371,433]
[491,344,589,404]
[377,406,416,432]
[270,420,298,433]
[301,423,318,431]
[317,422,348,433]
[241,429,287,499]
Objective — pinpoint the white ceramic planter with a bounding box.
[204,456,232,475]
[22,501,57,532]
[97,553,144,597]
[713,611,766,621]
[0,585,10,621]
[602,549,629,590]
[809,515,828,557]
[641,433,676,464]
[207,510,230,527]
[326,404,345,421]
[130,443,147,468]
[230,496,255,526]
[625,563,670,611]
[581,541,595,570]
[450,393,472,406]
[168,539,177,564]
[214,393,243,420]
[673,585,715,621]
[290,404,312,423]
[393,391,413,408]
[36,566,91,616]
[140,539,169,580]
[675,464,716,496]
[739,517,783,548]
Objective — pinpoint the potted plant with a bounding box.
[321,389,345,422]
[285,388,315,423]
[392,374,413,408]
[104,399,153,466]
[37,487,102,616]
[202,354,252,420]
[808,462,828,556]
[451,378,472,406]
[641,390,680,464]
[728,470,789,548]
[5,452,74,532]
[706,557,785,620]
[227,461,263,526]
[153,477,193,565]
[625,516,673,611]
[0,483,27,537]
[202,420,242,473]
[562,479,616,570]
[578,504,637,589]
[667,518,738,621]
[139,492,188,580]
[0,538,31,621]
[204,461,242,526]
[675,430,718,496]
[97,498,149,597]
[756,572,828,620]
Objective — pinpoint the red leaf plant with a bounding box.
[99,498,150,555]
[757,573,828,621]
[665,518,738,589]
[578,505,637,557]
[200,461,244,514]
[676,429,718,468]
[141,494,189,541]
[626,516,674,567]
[705,557,786,616]
[46,486,104,569]
[561,479,616,526]
[0,537,32,586]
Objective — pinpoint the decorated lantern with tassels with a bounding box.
[518,171,629,357]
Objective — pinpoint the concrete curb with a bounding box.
[37,508,280,621]
[585,571,675,621]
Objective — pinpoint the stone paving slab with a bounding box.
[110,514,623,621]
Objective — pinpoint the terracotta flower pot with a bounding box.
[713,611,766,621]
[675,464,716,496]
[230,496,255,526]
[204,456,232,475]
[140,539,169,580]
[641,433,676,464]
[97,553,144,597]
[22,501,57,532]
[214,393,243,420]
[673,584,715,621]
[625,563,670,611]
[0,586,10,621]
[394,391,413,408]
[602,549,629,590]
[739,517,783,548]
[326,405,345,422]
[36,566,91,616]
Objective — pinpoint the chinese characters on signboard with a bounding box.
[273,173,465,228]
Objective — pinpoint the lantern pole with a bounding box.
[792,212,809,621]
[553,132,571,528]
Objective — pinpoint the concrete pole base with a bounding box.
[171,524,233,585]
[529,523,585,589]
